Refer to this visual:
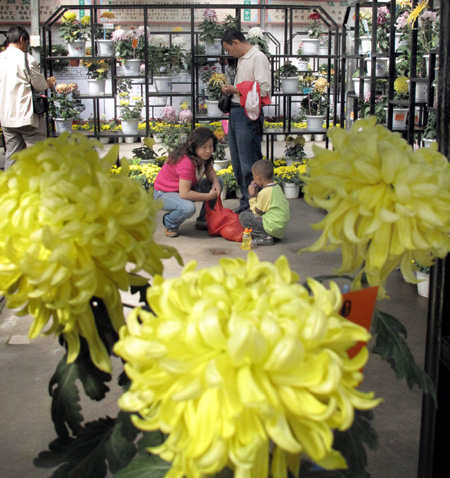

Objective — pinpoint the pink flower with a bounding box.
[377,6,390,25]
[179,109,193,123]
[161,105,177,123]
[421,11,437,22]
[396,11,409,29]
[135,26,150,38]
[364,92,371,103]
[203,8,218,22]
[112,28,126,42]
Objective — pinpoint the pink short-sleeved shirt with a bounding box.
[154,155,204,192]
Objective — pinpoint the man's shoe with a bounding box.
[233,206,248,214]
[164,227,179,238]
[195,219,208,231]
[253,236,275,246]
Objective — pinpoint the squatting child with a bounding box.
[239,159,290,246]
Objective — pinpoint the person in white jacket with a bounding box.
[0,26,48,169]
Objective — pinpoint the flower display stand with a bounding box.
[121,59,141,77]
[87,79,106,95]
[121,119,139,135]
[302,38,320,55]
[154,76,173,93]
[206,100,221,117]
[283,182,300,199]
[305,115,325,132]
[416,271,430,298]
[280,77,299,94]
[204,39,222,56]
[68,41,85,57]
[96,39,114,57]
[54,118,74,135]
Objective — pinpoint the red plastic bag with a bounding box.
[205,196,245,242]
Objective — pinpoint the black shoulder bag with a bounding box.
[24,53,49,115]
[218,69,235,114]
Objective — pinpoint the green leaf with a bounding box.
[137,430,166,454]
[36,415,138,478]
[371,309,436,399]
[114,454,171,478]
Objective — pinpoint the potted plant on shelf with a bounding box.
[247,27,270,57]
[119,95,144,137]
[390,75,410,129]
[423,112,437,147]
[205,72,227,117]
[301,75,329,132]
[274,164,303,199]
[198,8,223,56]
[58,11,91,61]
[303,11,322,55]
[81,47,110,95]
[358,93,387,125]
[416,6,440,79]
[284,136,307,166]
[275,62,299,94]
[147,35,177,93]
[112,27,147,77]
[296,45,310,71]
[358,8,372,55]
[47,78,85,134]
[48,44,70,72]
[95,11,116,57]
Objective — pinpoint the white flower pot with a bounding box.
[87,79,106,95]
[206,100,221,117]
[280,77,299,94]
[359,36,372,55]
[298,61,309,72]
[303,134,312,141]
[391,108,409,129]
[204,39,222,56]
[96,39,114,57]
[213,159,229,171]
[416,271,429,298]
[394,33,408,52]
[353,78,371,96]
[313,133,325,141]
[408,79,428,101]
[122,59,141,77]
[302,38,320,55]
[121,119,139,135]
[423,138,437,148]
[124,137,137,144]
[154,76,173,93]
[319,46,328,56]
[305,115,325,132]
[68,41,85,57]
[365,58,389,77]
[283,183,300,199]
[54,118,73,134]
[178,72,190,82]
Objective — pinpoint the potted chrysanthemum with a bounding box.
[301,76,329,132]
[247,26,270,57]
[198,8,223,56]
[58,11,91,60]
[390,75,410,129]
[119,95,144,137]
[95,11,116,57]
[47,78,86,134]
[303,11,322,55]
[112,26,149,77]
[81,47,110,95]
[275,62,300,94]
[205,72,227,117]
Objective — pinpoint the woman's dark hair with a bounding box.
[222,28,247,45]
[6,26,29,46]
[167,127,218,170]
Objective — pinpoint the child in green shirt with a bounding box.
[239,159,290,246]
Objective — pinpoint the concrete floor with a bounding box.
[0,138,428,477]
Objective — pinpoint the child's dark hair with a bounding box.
[253,159,273,180]
[167,127,218,170]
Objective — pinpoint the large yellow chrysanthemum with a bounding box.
[0,133,181,372]
[300,117,450,296]
[114,253,380,478]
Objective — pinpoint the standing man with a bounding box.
[0,26,48,170]
[221,28,271,214]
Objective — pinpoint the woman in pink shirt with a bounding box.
[153,127,223,237]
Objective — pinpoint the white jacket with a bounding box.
[0,45,47,128]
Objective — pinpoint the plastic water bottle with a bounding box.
[241,228,252,250]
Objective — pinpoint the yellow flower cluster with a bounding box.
[394,76,409,95]
[100,11,115,19]
[62,11,77,23]
[114,253,380,478]
[315,77,329,94]
[300,117,450,296]
[0,133,181,372]
[275,165,304,185]
[209,72,227,86]
[397,0,412,7]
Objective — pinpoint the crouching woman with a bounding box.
[153,127,223,237]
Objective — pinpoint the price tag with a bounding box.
[103,23,114,29]
[132,39,138,49]
[54,101,61,108]
[302,87,312,94]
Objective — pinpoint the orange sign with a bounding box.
[340,287,378,358]
[132,39,138,49]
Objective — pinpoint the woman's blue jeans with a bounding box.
[228,106,264,209]
[153,176,223,230]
